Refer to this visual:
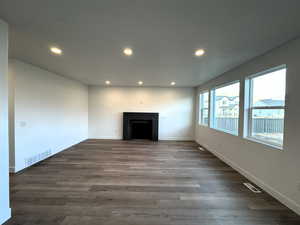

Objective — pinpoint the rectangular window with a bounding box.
[199,91,209,126]
[245,66,286,148]
[211,82,240,135]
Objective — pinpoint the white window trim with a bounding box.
[210,80,240,136]
[244,65,286,149]
[199,90,209,126]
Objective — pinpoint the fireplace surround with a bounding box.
[123,112,159,141]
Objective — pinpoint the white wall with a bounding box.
[10,60,89,172]
[195,38,300,215]
[0,19,11,224]
[89,86,195,140]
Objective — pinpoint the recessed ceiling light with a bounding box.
[171,82,176,86]
[195,49,205,57]
[50,47,62,55]
[123,48,133,56]
[138,81,143,85]
[105,80,111,85]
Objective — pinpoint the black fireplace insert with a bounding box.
[123,112,159,141]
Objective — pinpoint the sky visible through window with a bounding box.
[252,68,286,104]
[215,82,240,98]
[215,68,286,104]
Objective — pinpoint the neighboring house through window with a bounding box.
[245,65,286,148]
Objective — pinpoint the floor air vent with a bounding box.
[243,182,262,193]
[25,149,52,167]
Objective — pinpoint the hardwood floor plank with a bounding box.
[4,139,300,225]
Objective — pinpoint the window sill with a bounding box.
[211,127,238,137]
[244,136,283,151]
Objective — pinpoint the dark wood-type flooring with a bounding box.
[5,140,300,225]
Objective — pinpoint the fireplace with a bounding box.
[123,112,159,141]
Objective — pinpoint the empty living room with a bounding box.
[1,1,300,225]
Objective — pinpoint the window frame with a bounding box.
[199,90,209,126]
[245,65,286,149]
[210,80,240,136]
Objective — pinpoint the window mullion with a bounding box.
[248,107,253,137]
[251,106,284,110]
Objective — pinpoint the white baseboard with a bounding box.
[159,137,194,141]
[89,136,122,140]
[12,138,88,173]
[0,207,11,224]
[196,140,300,215]
[89,136,194,141]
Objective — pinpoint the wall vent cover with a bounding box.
[25,149,52,167]
[243,182,262,193]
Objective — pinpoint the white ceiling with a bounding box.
[1,0,300,87]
